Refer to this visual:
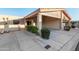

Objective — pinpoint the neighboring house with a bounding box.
[24,8,71,31]
[0,15,25,32]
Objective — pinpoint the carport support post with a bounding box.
[61,19,63,30]
[37,14,42,35]
[61,11,64,30]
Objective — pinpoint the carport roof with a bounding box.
[24,9,39,19]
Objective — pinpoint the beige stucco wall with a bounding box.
[40,11,61,19]
[40,8,64,12]
[42,16,61,29]
[39,10,61,30]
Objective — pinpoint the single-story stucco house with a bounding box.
[0,8,71,33]
[24,8,71,31]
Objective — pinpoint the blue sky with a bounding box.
[66,8,79,21]
[0,8,78,21]
[0,8,37,16]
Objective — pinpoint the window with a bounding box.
[27,21,31,25]
[13,20,19,24]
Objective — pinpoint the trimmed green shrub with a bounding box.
[41,28,50,39]
[26,25,38,34]
[64,26,71,31]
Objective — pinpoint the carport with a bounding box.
[42,15,61,30]
[25,14,61,31]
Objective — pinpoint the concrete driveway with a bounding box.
[0,29,79,51]
[0,31,46,51]
[50,29,79,51]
